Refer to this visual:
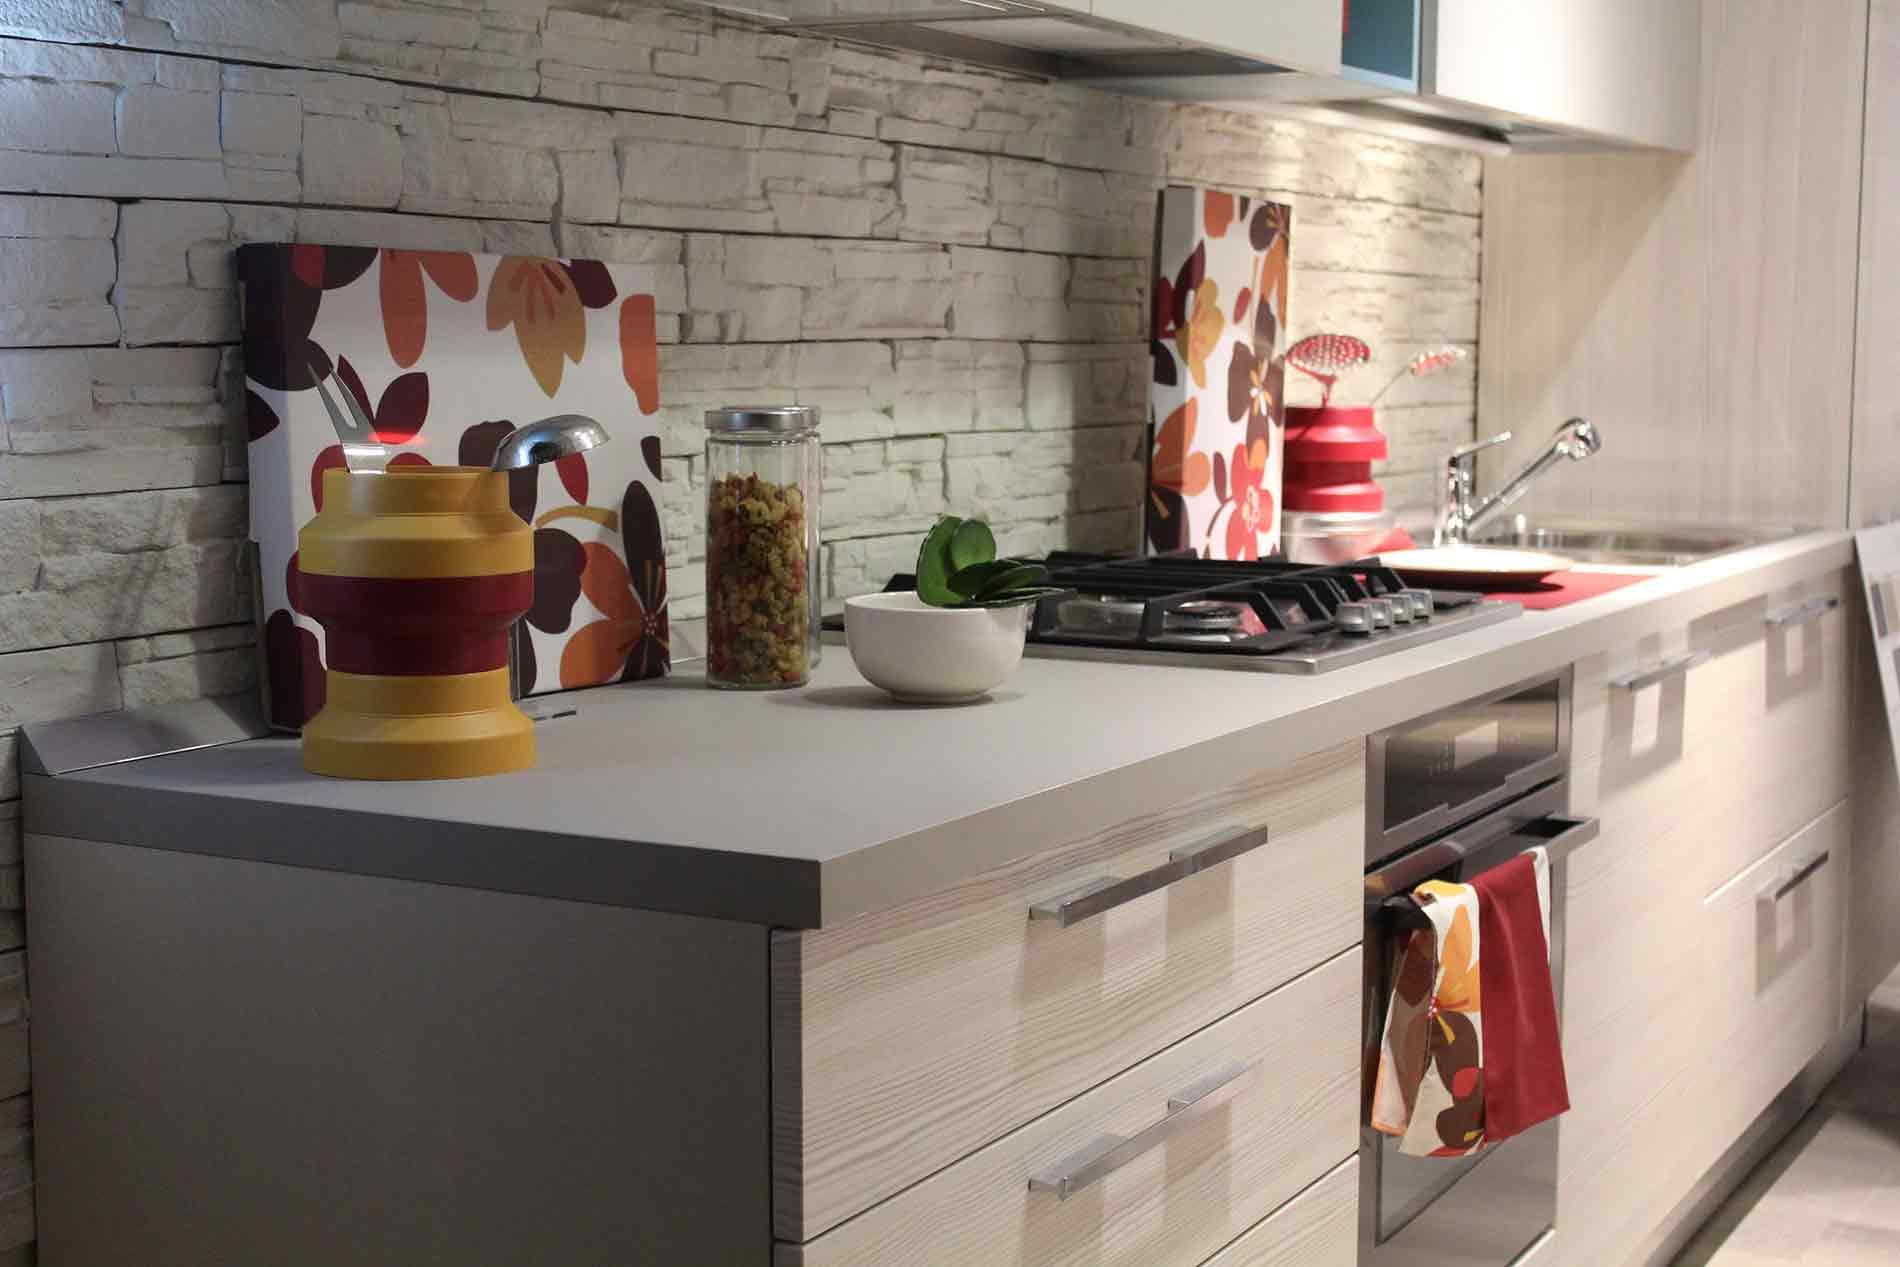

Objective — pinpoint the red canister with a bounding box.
[1283,405,1388,512]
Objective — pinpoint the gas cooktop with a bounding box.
[828,553,1523,674]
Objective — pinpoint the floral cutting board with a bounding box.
[237,244,669,729]
[1146,187,1291,560]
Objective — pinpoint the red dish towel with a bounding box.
[1471,854,1571,1141]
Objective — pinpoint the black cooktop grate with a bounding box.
[825,552,1484,660]
[1026,551,1475,657]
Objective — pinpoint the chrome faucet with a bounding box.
[1436,418,1601,545]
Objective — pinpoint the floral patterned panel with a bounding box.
[1146,188,1291,559]
[238,244,668,729]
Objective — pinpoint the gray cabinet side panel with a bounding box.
[25,833,770,1267]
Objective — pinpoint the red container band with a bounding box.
[299,572,533,677]
[1284,405,1389,513]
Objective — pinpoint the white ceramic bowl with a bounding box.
[844,590,1030,704]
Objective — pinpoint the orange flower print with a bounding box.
[1203,190,1236,238]
[1223,440,1275,561]
[487,256,587,397]
[559,543,668,688]
[379,249,478,368]
[1152,398,1211,498]
[1176,277,1223,389]
[620,294,660,415]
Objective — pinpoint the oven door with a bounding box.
[1367,669,1571,865]
[1360,795,1598,1267]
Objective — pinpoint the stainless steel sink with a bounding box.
[1470,517,1802,567]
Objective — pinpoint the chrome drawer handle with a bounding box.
[1757,850,1832,907]
[1028,826,1270,927]
[1610,649,1711,691]
[1027,1061,1254,1200]
[1765,595,1840,628]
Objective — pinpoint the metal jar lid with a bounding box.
[705,405,820,435]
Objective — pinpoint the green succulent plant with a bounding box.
[915,516,1067,609]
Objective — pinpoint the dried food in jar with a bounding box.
[707,473,810,686]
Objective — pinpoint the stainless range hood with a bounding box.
[684,0,1695,154]
[689,0,1310,82]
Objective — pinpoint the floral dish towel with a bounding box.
[1371,847,1562,1158]
[1372,876,1487,1157]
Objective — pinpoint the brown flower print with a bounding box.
[1227,343,1279,453]
[487,256,588,397]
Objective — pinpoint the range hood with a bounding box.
[685,0,1689,154]
[690,1,1311,83]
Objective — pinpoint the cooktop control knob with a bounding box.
[1403,589,1435,620]
[1385,594,1414,624]
[1335,602,1373,635]
[1364,598,1395,628]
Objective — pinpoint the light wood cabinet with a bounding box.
[771,742,1363,1241]
[1847,577,1900,1004]
[1686,800,1851,1175]
[1430,0,1699,149]
[1198,1157,1359,1267]
[779,951,1359,1267]
[1478,0,1868,528]
[1558,580,1857,1267]
[1850,0,1900,524]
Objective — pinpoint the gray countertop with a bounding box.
[26,531,1856,928]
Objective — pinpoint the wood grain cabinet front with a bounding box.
[1571,568,1851,898]
[770,741,1364,1243]
[1196,1156,1358,1267]
[777,950,1360,1267]
[1684,799,1851,1179]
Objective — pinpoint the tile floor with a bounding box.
[1674,973,1900,1265]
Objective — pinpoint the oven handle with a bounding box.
[1373,814,1600,928]
[1027,1061,1254,1200]
[1028,826,1269,927]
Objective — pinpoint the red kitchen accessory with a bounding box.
[1370,345,1471,406]
[1287,333,1371,406]
[1284,405,1388,512]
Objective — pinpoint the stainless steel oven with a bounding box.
[1361,669,1598,1267]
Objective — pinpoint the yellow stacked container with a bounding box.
[298,466,535,780]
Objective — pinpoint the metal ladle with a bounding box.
[490,414,610,471]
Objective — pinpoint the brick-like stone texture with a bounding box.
[0,8,1487,1251]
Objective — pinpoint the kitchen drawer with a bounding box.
[1555,1062,1708,1267]
[1684,799,1849,1178]
[1554,799,1706,1189]
[777,949,1360,1267]
[1571,570,1851,896]
[1197,1156,1357,1267]
[771,741,1363,1241]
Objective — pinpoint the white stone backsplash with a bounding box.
[0,4,1483,1255]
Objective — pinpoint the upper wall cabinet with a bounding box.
[1250,0,1701,151]
[1091,0,1343,75]
[687,1,1344,80]
[1424,0,1700,150]
[686,1,1698,152]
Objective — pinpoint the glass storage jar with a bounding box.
[704,406,822,689]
